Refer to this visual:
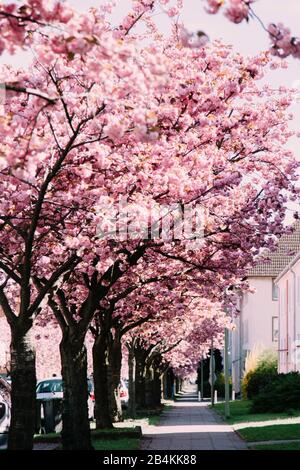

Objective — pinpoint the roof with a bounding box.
[275,251,300,283]
[247,221,300,278]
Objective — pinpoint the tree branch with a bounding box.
[0,286,17,325]
[5,84,57,104]
[27,253,79,317]
[0,260,21,284]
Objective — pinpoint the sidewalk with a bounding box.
[141,387,247,451]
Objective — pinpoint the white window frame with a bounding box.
[272,278,278,301]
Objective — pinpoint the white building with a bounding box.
[276,250,300,373]
[230,222,300,392]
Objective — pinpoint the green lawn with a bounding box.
[213,400,300,425]
[34,427,138,441]
[91,427,139,437]
[34,430,140,450]
[33,404,168,449]
[123,404,169,426]
[148,414,161,426]
[34,432,59,441]
[33,426,141,450]
[92,438,139,450]
[251,442,300,451]
[239,424,300,442]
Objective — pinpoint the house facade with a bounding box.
[230,222,300,392]
[276,252,300,373]
[230,275,279,393]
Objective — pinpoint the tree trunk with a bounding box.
[162,372,168,399]
[8,324,36,450]
[145,365,154,408]
[127,343,136,418]
[107,330,122,422]
[60,329,92,450]
[135,348,146,409]
[153,368,162,406]
[92,333,113,429]
[165,368,175,399]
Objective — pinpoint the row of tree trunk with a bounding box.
[93,334,171,428]
[7,323,176,449]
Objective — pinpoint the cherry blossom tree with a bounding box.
[95,254,245,422]
[124,296,230,411]
[0,0,299,451]
[90,266,191,426]
[0,5,169,447]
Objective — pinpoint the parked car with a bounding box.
[36,377,63,399]
[88,378,95,415]
[36,377,95,419]
[36,377,95,433]
[120,378,129,408]
[87,378,95,419]
[36,377,95,417]
[0,378,11,450]
[0,375,11,387]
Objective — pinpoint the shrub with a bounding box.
[251,372,300,413]
[200,374,232,399]
[242,350,278,399]
[214,373,232,398]
[243,344,264,377]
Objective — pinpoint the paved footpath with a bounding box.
[141,387,247,451]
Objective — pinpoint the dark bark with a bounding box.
[107,330,122,422]
[145,363,153,408]
[153,368,162,406]
[8,323,36,450]
[127,343,136,418]
[135,348,146,409]
[92,332,113,429]
[175,377,181,394]
[145,362,161,408]
[60,329,92,450]
[164,368,175,399]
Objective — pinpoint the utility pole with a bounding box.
[200,358,204,402]
[224,328,230,419]
[210,337,215,406]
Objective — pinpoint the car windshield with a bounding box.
[36,380,63,393]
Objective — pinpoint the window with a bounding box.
[36,379,63,393]
[272,316,279,342]
[272,279,279,300]
[243,319,249,346]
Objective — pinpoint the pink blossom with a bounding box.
[225,0,250,24]
[167,7,179,17]
[106,118,127,141]
[206,0,224,14]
